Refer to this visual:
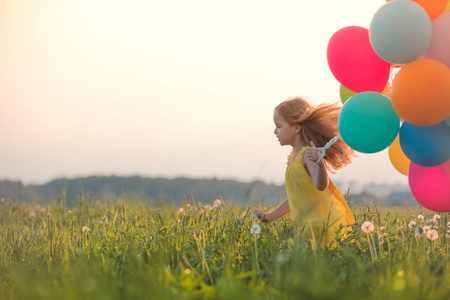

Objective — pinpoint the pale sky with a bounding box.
[0,0,409,187]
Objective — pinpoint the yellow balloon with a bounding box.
[388,134,410,176]
[446,0,450,11]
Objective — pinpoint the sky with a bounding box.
[0,0,410,187]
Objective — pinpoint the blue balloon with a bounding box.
[369,1,432,64]
[338,92,400,153]
[399,121,450,167]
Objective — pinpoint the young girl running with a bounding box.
[252,97,355,246]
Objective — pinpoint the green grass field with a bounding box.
[1,193,450,300]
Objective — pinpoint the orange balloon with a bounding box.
[388,134,410,176]
[390,59,450,126]
[412,0,448,21]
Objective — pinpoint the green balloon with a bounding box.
[339,85,357,103]
[338,92,400,153]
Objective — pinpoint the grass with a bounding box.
[1,192,450,300]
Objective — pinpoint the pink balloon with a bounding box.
[423,11,450,68]
[409,160,450,212]
[327,26,391,93]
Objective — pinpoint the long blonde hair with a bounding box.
[275,97,354,171]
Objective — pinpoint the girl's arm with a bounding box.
[252,198,290,222]
[304,142,329,191]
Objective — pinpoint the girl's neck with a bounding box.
[292,135,308,153]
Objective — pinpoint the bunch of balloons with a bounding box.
[327,0,450,212]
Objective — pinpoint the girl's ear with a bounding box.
[294,124,301,134]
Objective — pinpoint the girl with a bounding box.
[252,97,355,246]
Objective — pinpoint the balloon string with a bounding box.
[315,135,341,164]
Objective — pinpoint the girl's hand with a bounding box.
[305,141,323,164]
[252,209,269,223]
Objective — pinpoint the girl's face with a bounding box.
[273,110,300,146]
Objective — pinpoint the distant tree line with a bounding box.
[0,176,287,207]
[0,176,417,208]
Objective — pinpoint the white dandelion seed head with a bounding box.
[251,223,261,234]
[417,215,424,221]
[204,205,213,211]
[408,221,416,229]
[433,214,441,221]
[28,212,36,218]
[213,199,222,207]
[102,216,108,223]
[423,225,432,233]
[426,229,439,241]
[361,221,374,233]
[82,226,89,233]
[415,226,423,237]
[380,226,386,232]
[68,210,72,214]
[178,208,184,213]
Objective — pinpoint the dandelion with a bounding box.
[417,215,424,221]
[102,216,108,223]
[426,229,439,241]
[408,221,416,229]
[250,223,261,275]
[251,223,261,235]
[82,226,89,233]
[433,214,441,222]
[397,222,404,230]
[178,207,184,213]
[28,211,36,218]
[68,210,72,214]
[361,221,374,233]
[1,198,4,203]
[380,226,386,232]
[415,226,423,237]
[423,225,432,233]
[205,205,213,210]
[361,221,375,259]
[213,199,222,207]
[177,219,181,223]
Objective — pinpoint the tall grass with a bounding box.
[1,193,449,300]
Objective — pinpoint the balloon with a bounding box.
[388,134,410,176]
[423,11,450,68]
[327,26,391,93]
[446,0,450,11]
[339,85,357,104]
[412,0,448,21]
[409,160,450,212]
[399,121,450,167]
[338,92,400,153]
[369,1,432,64]
[390,59,450,126]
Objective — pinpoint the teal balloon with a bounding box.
[338,92,400,153]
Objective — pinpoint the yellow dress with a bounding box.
[286,147,355,245]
